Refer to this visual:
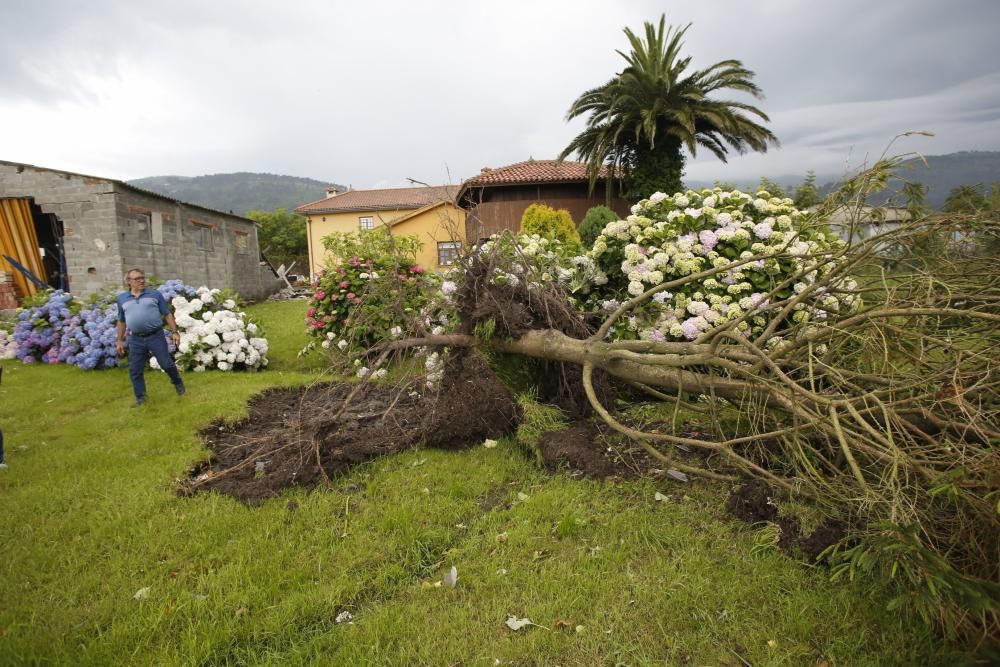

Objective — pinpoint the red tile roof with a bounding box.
[296,185,459,214]
[460,159,608,188]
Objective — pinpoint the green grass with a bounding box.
[0,300,964,665]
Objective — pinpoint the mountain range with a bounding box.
[690,151,1000,209]
[128,172,344,216]
[130,151,998,216]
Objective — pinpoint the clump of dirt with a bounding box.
[181,349,520,504]
[726,480,845,561]
[726,479,778,523]
[421,350,521,450]
[536,421,658,479]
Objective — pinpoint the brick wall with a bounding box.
[0,271,18,310]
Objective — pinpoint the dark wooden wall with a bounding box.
[464,182,631,241]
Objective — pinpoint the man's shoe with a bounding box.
[175,384,186,396]
[133,396,146,408]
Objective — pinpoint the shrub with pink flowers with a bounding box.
[306,229,439,355]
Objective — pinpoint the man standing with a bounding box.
[115,268,186,407]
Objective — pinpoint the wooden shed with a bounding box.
[457,160,631,241]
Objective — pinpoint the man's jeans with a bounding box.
[128,331,184,399]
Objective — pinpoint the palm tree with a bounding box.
[560,16,778,199]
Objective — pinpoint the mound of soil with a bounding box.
[536,422,658,479]
[726,480,845,561]
[421,350,521,450]
[181,350,521,504]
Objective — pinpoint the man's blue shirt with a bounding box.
[117,288,170,335]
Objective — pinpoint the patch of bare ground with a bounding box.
[180,349,520,504]
[726,479,845,561]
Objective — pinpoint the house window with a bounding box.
[437,241,461,266]
[134,211,152,242]
[234,231,249,255]
[191,222,214,251]
[359,216,374,231]
[150,212,164,244]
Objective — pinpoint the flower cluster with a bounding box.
[577,189,859,343]
[471,233,597,294]
[0,328,18,359]
[56,292,121,369]
[12,290,77,364]
[156,279,198,302]
[167,287,268,372]
[306,254,438,355]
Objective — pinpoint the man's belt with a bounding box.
[133,328,164,338]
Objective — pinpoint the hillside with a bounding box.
[888,150,1000,208]
[128,172,344,216]
[688,150,1000,209]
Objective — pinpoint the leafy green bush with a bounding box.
[578,205,619,249]
[519,203,581,249]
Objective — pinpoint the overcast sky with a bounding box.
[2,0,998,191]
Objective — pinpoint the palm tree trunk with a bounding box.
[626,138,685,200]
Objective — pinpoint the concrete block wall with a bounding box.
[114,186,281,300]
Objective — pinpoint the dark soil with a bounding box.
[536,421,659,480]
[420,350,521,450]
[725,480,845,561]
[181,349,521,504]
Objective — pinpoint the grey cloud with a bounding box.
[1,0,998,188]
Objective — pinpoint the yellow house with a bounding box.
[295,185,465,276]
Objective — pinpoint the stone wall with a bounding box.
[0,162,281,301]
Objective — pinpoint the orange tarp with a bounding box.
[0,197,47,299]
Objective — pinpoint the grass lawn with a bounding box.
[0,300,962,665]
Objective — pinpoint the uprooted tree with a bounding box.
[236,158,1000,642]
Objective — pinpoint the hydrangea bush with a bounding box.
[57,292,120,369]
[305,189,861,386]
[0,328,18,359]
[306,252,439,356]
[577,188,860,345]
[7,280,266,373]
[12,290,77,364]
[168,286,269,372]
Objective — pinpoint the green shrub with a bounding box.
[519,203,581,249]
[578,205,619,249]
